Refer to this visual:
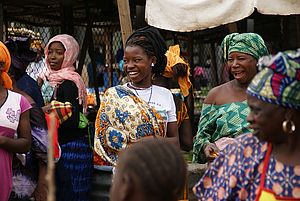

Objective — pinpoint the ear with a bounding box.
[118,173,133,201]
[151,56,157,65]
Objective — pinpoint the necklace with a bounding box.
[134,86,153,104]
[127,82,152,90]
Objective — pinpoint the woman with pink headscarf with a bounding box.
[0,41,31,201]
[43,34,92,201]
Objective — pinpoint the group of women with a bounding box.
[0,23,300,201]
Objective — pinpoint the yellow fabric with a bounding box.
[258,190,294,201]
[164,45,192,97]
[0,41,12,89]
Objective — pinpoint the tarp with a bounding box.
[145,0,300,32]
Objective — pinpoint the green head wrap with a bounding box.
[221,33,268,61]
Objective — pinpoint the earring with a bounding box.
[282,119,296,134]
[151,63,154,67]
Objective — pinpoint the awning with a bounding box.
[145,0,300,32]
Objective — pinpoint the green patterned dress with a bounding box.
[192,101,251,163]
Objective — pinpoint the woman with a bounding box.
[193,33,268,163]
[0,41,31,201]
[152,44,193,151]
[43,34,92,201]
[110,138,187,201]
[193,49,300,200]
[5,38,48,201]
[94,26,178,166]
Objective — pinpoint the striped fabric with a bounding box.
[247,49,300,109]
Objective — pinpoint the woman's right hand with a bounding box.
[204,143,220,162]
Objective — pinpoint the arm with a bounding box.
[0,110,31,153]
[192,88,219,163]
[32,161,48,201]
[166,121,179,147]
[179,119,193,151]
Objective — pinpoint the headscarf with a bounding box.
[5,37,37,81]
[164,44,192,97]
[44,34,86,109]
[221,33,268,61]
[247,49,300,109]
[0,41,12,89]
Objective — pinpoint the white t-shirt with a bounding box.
[124,83,177,123]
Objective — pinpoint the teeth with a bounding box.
[129,72,138,75]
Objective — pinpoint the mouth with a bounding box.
[127,71,139,77]
[232,71,245,79]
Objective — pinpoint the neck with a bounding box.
[232,79,250,90]
[129,82,152,90]
[272,133,300,165]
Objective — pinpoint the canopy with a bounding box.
[145,0,300,32]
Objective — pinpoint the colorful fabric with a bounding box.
[177,100,189,128]
[247,49,300,109]
[164,44,192,97]
[0,41,12,89]
[192,101,251,163]
[43,34,87,109]
[0,90,31,201]
[193,133,300,200]
[94,85,165,166]
[9,106,48,200]
[55,136,93,201]
[46,100,73,161]
[221,32,268,61]
[49,100,73,124]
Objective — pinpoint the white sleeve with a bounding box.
[168,92,177,122]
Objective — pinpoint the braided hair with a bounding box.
[125,26,167,75]
[117,138,187,201]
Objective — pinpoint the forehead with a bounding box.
[49,41,65,50]
[124,45,146,56]
[228,51,254,58]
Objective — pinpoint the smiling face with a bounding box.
[227,52,257,84]
[47,41,65,71]
[247,95,287,143]
[123,45,155,88]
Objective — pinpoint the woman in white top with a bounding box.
[94,26,178,166]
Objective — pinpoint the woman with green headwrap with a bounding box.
[194,49,300,201]
[193,33,268,164]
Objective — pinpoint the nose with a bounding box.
[246,112,254,126]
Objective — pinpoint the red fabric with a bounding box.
[45,112,60,160]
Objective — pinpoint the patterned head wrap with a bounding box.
[221,33,268,61]
[44,34,87,109]
[164,45,192,97]
[247,49,300,109]
[0,41,12,89]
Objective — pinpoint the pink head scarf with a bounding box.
[44,34,87,109]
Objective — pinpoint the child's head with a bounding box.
[110,138,187,201]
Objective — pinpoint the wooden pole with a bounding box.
[117,0,132,47]
[47,113,56,201]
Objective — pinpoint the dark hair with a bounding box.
[118,138,187,201]
[125,26,167,75]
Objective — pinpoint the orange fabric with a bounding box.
[164,44,191,97]
[0,41,12,89]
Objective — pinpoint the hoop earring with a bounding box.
[282,119,296,134]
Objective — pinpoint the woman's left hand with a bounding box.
[32,181,48,201]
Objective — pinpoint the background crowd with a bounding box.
[0,24,299,201]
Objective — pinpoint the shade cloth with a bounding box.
[145,0,300,32]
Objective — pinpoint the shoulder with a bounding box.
[152,85,172,95]
[204,81,232,104]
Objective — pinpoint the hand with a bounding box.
[42,104,51,113]
[204,143,220,162]
[32,181,48,201]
